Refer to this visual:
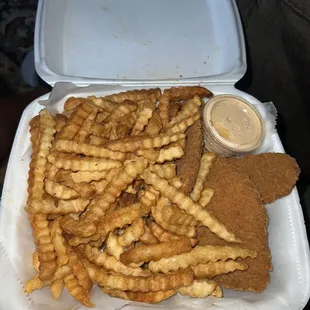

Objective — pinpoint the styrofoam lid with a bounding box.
[35,0,246,86]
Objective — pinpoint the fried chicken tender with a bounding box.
[176,117,203,195]
[85,261,194,292]
[225,153,300,204]
[198,158,271,292]
[120,239,192,265]
[148,245,256,273]
[142,170,240,243]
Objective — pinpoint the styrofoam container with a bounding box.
[0,0,309,309]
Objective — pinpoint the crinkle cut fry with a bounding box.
[142,170,241,243]
[105,132,185,152]
[25,198,90,214]
[149,222,197,246]
[148,245,257,273]
[57,102,94,140]
[53,139,125,161]
[106,100,137,122]
[30,213,58,281]
[50,217,68,266]
[81,159,148,225]
[28,109,56,199]
[177,279,217,298]
[50,279,64,299]
[161,204,197,226]
[158,86,213,125]
[103,88,161,103]
[190,152,216,202]
[151,197,196,238]
[84,245,151,277]
[192,260,249,279]
[120,238,192,265]
[118,218,145,246]
[85,261,194,292]
[44,179,79,200]
[96,202,150,239]
[101,287,175,303]
[47,152,122,172]
[144,110,163,135]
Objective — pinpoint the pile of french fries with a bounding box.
[25,87,257,307]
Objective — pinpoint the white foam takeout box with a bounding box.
[0,0,309,309]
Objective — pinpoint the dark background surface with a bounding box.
[0,0,309,308]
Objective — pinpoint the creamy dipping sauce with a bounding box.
[211,101,259,145]
[203,95,265,156]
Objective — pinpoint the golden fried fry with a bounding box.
[144,111,162,135]
[48,152,122,171]
[64,97,84,111]
[142,170,240,243]
[82,159,147,223]
[150,163,176,180]
[158,86,212,125]
[71,170,108,183]
[54,114,68,133]
[190,152,216,202]
[139,225,159,245]
[131,99,156,135]
[168,96,202,127]
[118,219,145,247]
[66,246,93,306]
[97,203,150,238]
[91,179,109,193]
[86,261,194,292]
[136,143,184,163]
[50,217,68,266]
[32,250,40,272]
[165,112,200,134]
[45,163,59,180]
[161,204,197,226]
[74,107,98,143]
[211,284,223,297]
[106,232,124,260]
[177,279,217,298]
[88,134,108,147]
[28,109,56,199]
[107,100,138,122]
[30,213,57,281]
[149,222,198,246]
[95,111,110,124]
[198,188,214,208]
[50,279,64,299]
[192,260,248,279]
[151,197,196,238]
[90,122,112,138]
[88,96,116,112]
[103,88,161,103]
[25,198,90,214]
[101,287,175,303]
[169,176,183,189]
[148,245,257,273]
[120,238,192,265]
[58,102,94,140]
[44,179,79,200]
[84,245,151,277]
[105,132,185,152]
[53,139,125,161]
[60,215,97,238]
